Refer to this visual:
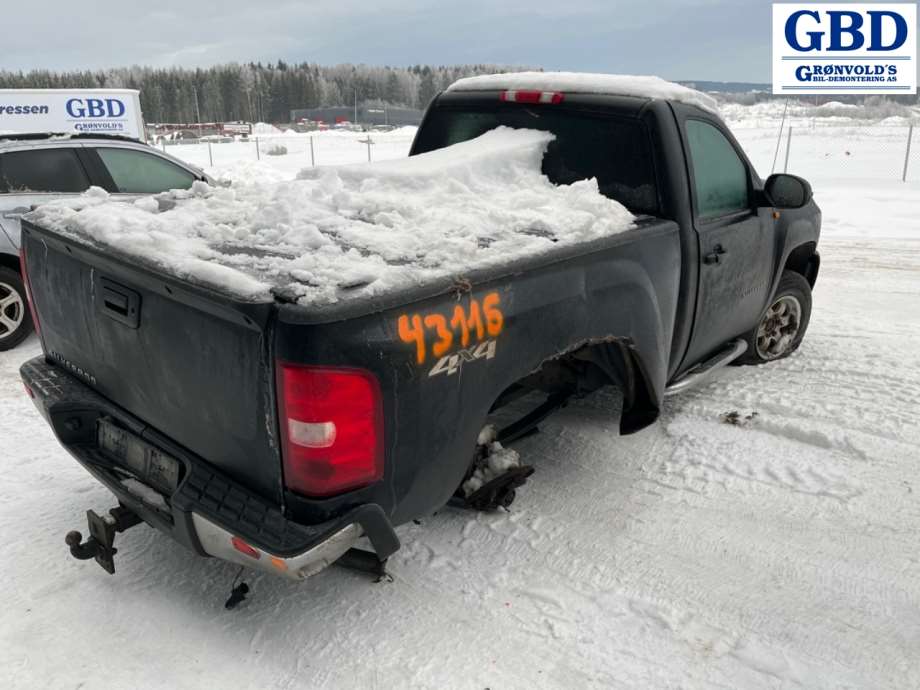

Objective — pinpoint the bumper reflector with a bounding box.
[231,536,260,560]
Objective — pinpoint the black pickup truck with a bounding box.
[18,75,820,582]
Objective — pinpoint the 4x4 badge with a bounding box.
[428,340,496,377]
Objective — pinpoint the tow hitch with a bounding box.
[65,505,142,574]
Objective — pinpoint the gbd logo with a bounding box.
[65,98,126,119]
[772,4,917,95]
[784,8,909,51]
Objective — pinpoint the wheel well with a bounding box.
[783,242,819,287]
[0,253,20,274]
[490,338,659,435]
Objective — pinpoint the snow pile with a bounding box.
[26,127,635,307]
[388,125,420,137]
[252,122,283,135]
[209,159,295,185]
[119,477,168,509]
[461,442,522,497]
[449,71,719,113]
[461,424,523,496]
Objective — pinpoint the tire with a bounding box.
[0,267,33,352]
[738,270,812,365]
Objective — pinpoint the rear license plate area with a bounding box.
[96,418,182,495]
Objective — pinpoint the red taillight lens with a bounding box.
[500,90,565,105]
[231,536,260,559]
[276,363,384,497]
[18,245,41,340]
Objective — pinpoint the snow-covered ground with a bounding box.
[162,127,418,179]
[2,106,920,689]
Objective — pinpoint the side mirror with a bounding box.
[763,173,812,209]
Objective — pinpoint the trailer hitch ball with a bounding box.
[65,507,142,573]
[65,530,100,560]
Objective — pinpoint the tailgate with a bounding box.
[21,221,283,502]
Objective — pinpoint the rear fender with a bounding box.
[275,222,681,524]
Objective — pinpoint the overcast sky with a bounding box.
[10,0,772,82]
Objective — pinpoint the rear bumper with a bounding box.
[20,356,400,580]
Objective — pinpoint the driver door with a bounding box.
[679,115,777,367]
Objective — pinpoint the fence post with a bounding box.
[208,141,213,167]
[310,136,315,167]
[770,100,789,174]
[902,124,914,182]
[783,126,792,173]
[256,138,261,161]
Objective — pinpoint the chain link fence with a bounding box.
[163,122,920,184]
[732,121,920,182]
[161,133,417,171]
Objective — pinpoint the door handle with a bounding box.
[97,277,141,329]
[703,244,727,265]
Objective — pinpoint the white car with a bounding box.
[0,133,211,350]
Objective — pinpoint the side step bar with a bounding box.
[664,339,748,397]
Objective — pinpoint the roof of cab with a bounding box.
[447,71,719,114]
[0,132,147,152]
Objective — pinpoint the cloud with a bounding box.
[7,0,771,82]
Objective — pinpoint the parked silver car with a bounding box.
[0,133,210,350]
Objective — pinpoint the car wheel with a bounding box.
[0,267,33,351]
[739,270,812,365]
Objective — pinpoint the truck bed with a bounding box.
[23,128,636,311]
[21,204,680,532]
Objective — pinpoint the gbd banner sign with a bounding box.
[773,4,917,94]
[0,89,145,140]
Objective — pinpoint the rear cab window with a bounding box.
[412,104,660,216]
[95,147,198,194]
[0,148,90,194]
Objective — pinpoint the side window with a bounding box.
[686,120,749,218]
[96,148,198,194]
[0,148,90,194]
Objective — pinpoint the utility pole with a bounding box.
[254,70,263,123]
[354,87,358,125]
[193,86,202,138]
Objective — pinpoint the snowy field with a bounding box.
[2,106,920,689]
[161,126,419,180]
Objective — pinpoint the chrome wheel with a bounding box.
[0,281,25,340]
[755,295,802,360]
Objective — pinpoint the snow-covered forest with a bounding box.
[0,63,532,123]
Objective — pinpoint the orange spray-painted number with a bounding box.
[398,314,426,364]
[451,301,484,347]
[398,292,505,366]
[483,293,503,337]
[450,305,471,347]
[424,314,453,357]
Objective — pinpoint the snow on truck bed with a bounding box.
[25,127,634,307]
[448,71,720,113]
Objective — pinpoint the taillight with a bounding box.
[500,89,564,105]
[18,245,41,340]
[276,363,384,497]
